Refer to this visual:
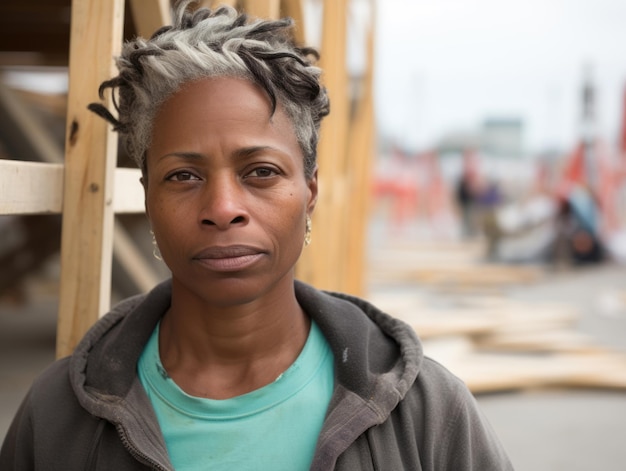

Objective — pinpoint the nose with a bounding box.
[199,173,249,230]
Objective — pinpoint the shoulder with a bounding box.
[1,357,111,470]
[403,355,489,430]
[415,356,472,398]
[398,357,514,469]
[2,357,73,437]
[19,357,91,426]
[395,356,476,428]
[29,357,73,403]
[3,358,83,441]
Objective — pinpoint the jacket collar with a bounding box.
[71,279,422,423]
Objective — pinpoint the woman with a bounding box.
[0,2,513,470]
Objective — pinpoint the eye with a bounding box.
[244,166,279,179]
[166,171,200,182]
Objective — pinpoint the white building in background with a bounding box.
[481,118,524,159]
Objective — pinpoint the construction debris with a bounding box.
[368,239,626,393]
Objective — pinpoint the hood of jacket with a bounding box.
[69,279,424,469]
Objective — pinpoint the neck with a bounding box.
[158,278,310,399]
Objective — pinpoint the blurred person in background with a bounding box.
[455,149,481,238]
[553,184,605,266]
[476,179,504,260]
[0,2,513,469]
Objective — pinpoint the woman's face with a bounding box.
[144,77,317,307]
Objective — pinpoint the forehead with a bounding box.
[147,77,302,163]
[158,77,272,122]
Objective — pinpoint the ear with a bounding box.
[306,167,318,216]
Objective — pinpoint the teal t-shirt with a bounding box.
[138,320,334,470]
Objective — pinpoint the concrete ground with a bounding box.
[476,263,626,471]
[478,388,626,470]
[1,263,626,470]
[0,292,57,442]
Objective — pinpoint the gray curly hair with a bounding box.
[89,0,330,179]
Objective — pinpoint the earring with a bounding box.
[150,229,163,261]
[304,215,312,247]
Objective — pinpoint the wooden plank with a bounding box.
[0,61,152,310]
[113,168,146,213]
[297,0,349,291]
[444,352,626,393]
[11,88,67,119]
[475,329,605,354]
[407,307,578,339]
[372,291,580,339]
[0,52,67,68]
[241,0,280,18]
[0,161,144,215]
[57,0,125,358]
[0,161,63,214]
[344,1,375,296]
[129,0,172,38]
[370,263,545,286]
[0,81,63,164]
[370,242,485,265]
[423,338,626,392]
[281,0,306,44]
[201,0,238,8]
[112,223,161,293]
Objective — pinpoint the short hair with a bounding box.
[89,0,330,179]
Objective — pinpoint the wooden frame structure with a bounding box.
[0,0,376,358]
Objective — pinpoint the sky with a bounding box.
[372,0,626,155]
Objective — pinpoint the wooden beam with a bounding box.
[280,0,305,44]
[445,351,626,393]
[241,0,280,18]
[0,78,146,214]
[0,81,64,164]
[0,161,63,214]
[0,52,68,68]
[112,223,162,294]
[297,0,349,291]
[57,0,125,358]
[0,66,154,307]
[129,0,172,38]
[200,0,238,9]
[0,161,144,216]
[112,168,146,213]
[344,0,375,296]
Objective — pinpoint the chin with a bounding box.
[173,273,290,309]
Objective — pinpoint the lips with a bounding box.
[193,245,266,271]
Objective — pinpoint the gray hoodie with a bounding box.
[0,280,513,470]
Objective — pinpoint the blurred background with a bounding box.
[1,0,626,469]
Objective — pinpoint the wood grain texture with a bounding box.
[57,0,125,358]
[280,0,306,44]
[129,0,171,39]
[297,0,350,292]
[344,1,375,296]
[0,161,144,215]
[0,161,64,214]
[241,0,280,19]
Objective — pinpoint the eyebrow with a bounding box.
[157,146,281,163]
[157,151,203,163]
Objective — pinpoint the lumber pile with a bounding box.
[369,240,543,290]
[368,239,626,393]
